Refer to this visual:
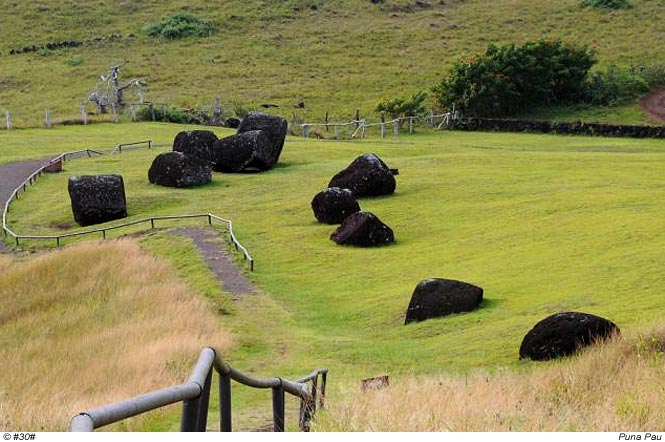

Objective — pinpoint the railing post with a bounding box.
[334,125,340,140]
[219,372,232,432]
[150,219,155,229]
[299,395,314,432]
[393,119,399,137]
[196,369,213,431]
[56,237,60,247]
[181,397,200,431]
[272,386,285,432]
[302,124,309,139]
[320,371,327,409]
[311,376,318,416]
[207,214,212,225]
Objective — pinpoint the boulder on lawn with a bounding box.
[148,152,212,188]
[328,153,396,197]
[68,174,127,227]
[330,211,394,247]
[237,112,288,168]
[519,312,620,361]
[311,187,361,224]
[212,130,274,172]
[173,130,218,165]
[404,278,483,325]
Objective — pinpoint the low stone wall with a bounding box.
[453,118,665,139]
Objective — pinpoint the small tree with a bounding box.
[376,91,428,119]
[432,39,596,117]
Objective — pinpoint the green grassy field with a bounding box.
[1,0,664,127]
[5,124,665,384]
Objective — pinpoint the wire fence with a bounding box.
[298,111,456,140]
[2,142,255,270]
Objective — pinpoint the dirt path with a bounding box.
[640,89,665,123]
[0,158,50,254]
[171,227,255,298]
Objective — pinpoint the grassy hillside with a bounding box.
[3,124,665,429]
[1,0,664,127]
[5,125,665,377]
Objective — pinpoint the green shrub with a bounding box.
[585,66,649,105]
[136,105,191,123]
[64,56,83,66]
[376,91,428,119]
[581,0,631,9]
[433,39,595,117]
[632,64,665,88]
[144,12,216,39]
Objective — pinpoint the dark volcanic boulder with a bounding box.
[404,279,483,324]
[330,211,394,247]
[148,152,212,188]
[311,187,361,224]
[212,130,274,172]
[68,175,127,227]
[237,112,288,168]
[328,153,396,197]
[173,130,218,165]
[519,312,620,361]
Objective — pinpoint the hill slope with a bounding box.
[1,0,664,127]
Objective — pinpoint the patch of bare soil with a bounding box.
[640,89,665,123]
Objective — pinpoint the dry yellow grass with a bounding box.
[315,329,665,431]
[0,240,232,431]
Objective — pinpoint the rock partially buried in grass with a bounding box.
[519,312,620,361]
[148,152,212,188]
[328,153,396,197]
[173,130,218,165]
[330,211,394,247]
[311,187,361,224]
[237,111,288,168]
[404,278,484,324]
[212,130,274,172]
[68,174,127,227]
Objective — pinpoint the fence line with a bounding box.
[299,111,457,140]
[70,347,327,432]
[2,143,255,271]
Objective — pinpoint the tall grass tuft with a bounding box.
[0,240,232,430]
[315,328,665,431]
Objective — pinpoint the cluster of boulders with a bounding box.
[145,111,288,189]
[66,111,288,226]
[311,153,397,247]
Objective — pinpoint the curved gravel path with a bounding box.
[0,158,50,254]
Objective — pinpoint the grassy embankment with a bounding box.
[1,0,664,127]
[0,240,232,431]
[3,123,665,429]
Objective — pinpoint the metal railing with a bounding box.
[2,142,255,270]
[70,347,328,432]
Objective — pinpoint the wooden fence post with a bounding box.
[80,105,87,125]
[393,119,399,137]
[380,113,386,138]
[111,103,118,123]
[409,117,414,134]
[5,110,12,130]
[324,111,329,132]
[334,125,340,140]
[302,124,309,139]
[45,108,52,128]
[149,104,155,121]
[130,104,136,122]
